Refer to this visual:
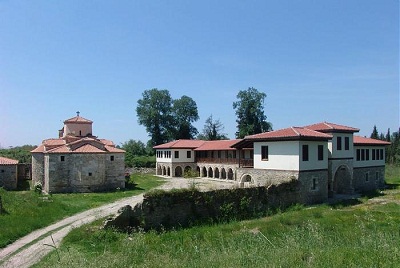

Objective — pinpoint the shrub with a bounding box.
[34,182,43,194]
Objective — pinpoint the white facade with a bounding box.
[253,140,328,171]
[328,133,354,159]
[156,149,195,163]
[353,146,386,168]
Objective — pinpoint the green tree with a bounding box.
[0,145,36,163]
[370,125,379,139]
[136,89,174,146]
[197,115,228,140]
[171,95,199,140]
[233,87,272,138]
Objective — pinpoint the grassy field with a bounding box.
[35,166,400,268]
[0,174,165,248]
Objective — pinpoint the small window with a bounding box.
[361,149,365,161]
[1,170,4,173]
[345,137,350,150]
[174,151,179,158]
[110,155,114,161]
[365,172,369,182]
[366,149,369,161]
[356,149,361,161]
[261,146,269,161]
[233,151,237,159]
[60,156,65,162]
[375,171,379,181]
[380,149,384,160]
[88,172,92,177]
[187,151,191,159]
[318,145,324,161]
[372,149,376,160]
[311,177,318,190]
[375,149,379,160]
[302,145,309,161]
[337,137,342,150]
[218,151,221,158]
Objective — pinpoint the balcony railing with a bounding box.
[196,157,254,167]
[196,158,238,165]
[239,159,254,168]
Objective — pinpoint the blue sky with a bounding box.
[0,0,398,147]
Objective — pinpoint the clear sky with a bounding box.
[0,0,398,148]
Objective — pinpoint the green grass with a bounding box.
[36,166,400,268]
[0,174,165,248]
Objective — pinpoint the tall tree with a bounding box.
[198,115,228,140]
[233,87,272,138]
[171,95,199,140]
[370,125,379,139]
[136,89,173,146]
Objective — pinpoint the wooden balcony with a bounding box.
[196,157,254,168]
[239,159,254,168]
[196,158,238,165]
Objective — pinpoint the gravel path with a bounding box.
[0,177,234,268]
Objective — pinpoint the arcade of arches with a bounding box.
[157,164,235,180]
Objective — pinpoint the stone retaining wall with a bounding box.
[104,179,303,232]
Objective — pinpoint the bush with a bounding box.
[34,182,43,194]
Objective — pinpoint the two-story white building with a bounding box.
[154,122,390,202]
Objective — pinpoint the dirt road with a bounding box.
[0,177,234,268]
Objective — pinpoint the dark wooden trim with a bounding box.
[353,165,385,170]
[328,157,354,160]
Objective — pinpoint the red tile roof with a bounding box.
[32,136,125,154]
[304,122,359,133]
[64,115,93,124]
[105,145,126,153]
[31,144,45,153]
[0,156,19,165]
[244,127,332,140]
[74,144,106,153]
[194,140,242,151]
[153,139,206,149]
[353,136,391,146]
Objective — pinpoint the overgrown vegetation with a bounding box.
[0,145,36,163]
[0,174,164,248]
[34,166,400,267]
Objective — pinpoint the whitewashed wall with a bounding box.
[353,146,386,168]
[329,133,354,159]
[253,141,300,171]
[299,141,329,171]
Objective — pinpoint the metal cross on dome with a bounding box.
[76,111,80,117]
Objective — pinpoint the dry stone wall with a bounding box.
[104,179,303,232]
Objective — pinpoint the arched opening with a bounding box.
[202,167,207,177]
[184,166,192,177]
[215,168,220,179]
[157,166,162,175]
[221,168,227,179]
[333,165,352,194]
[208,167,213,178]
[228,168,234,180]
[167,167,171,177]
[241,174,253,183]
[175,166,183,177]
[162,166,166,176]
[196,167,200,177]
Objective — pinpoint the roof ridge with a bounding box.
[291,126,301,136]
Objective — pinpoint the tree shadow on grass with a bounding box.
[385,182,400,190]
[328,198,362,209]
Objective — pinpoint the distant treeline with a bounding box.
[0,145,36,163]
[370,125,400,165]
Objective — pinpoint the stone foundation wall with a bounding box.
[104,179,304,232]
[353,166,385,192]
[0,165,17,190]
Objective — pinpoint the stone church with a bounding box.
[31,113,125,193]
